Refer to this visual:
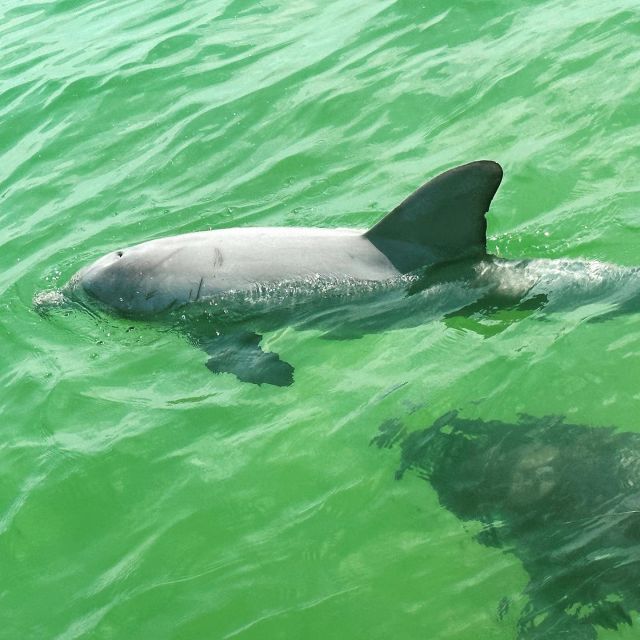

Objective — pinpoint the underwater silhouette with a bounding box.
[373,412,640,639]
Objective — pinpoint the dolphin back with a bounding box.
[366,160,503,272]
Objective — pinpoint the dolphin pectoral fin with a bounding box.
[443,292,548,337]
[199,332,294,387]
[587,294,640,323]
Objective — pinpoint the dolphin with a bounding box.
[373,412,640,640]
[51,161,503,385]
[39,160,640,385]
[71,161,502,315]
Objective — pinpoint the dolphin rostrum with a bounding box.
[54,161,502,385]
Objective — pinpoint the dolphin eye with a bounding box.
[116,251,124,258]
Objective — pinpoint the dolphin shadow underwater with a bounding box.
[373,412,640,639]
[37,160,640,385]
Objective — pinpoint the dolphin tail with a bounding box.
[365,160,503,272]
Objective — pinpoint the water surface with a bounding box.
[1,0,639,638]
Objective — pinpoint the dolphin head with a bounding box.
[70,244,181,316]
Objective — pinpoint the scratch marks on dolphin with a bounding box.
[212,248,223,278]
[195,277,204,302]
[188,277,205,303]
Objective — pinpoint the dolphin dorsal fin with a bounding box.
[365,160,503,272]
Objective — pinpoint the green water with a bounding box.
[2,1,640,638]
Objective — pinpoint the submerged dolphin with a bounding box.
[373,412,640,639]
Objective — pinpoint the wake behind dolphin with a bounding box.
[36,160,640,385]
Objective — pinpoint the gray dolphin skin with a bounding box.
[72,161,502,316]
